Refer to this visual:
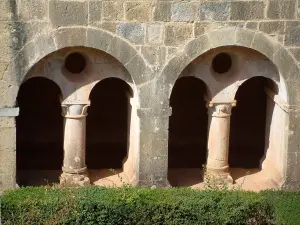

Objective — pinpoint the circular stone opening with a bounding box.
[64,52,86,74]
[212,53,232,74]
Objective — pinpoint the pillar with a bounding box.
[60,102,90,186]
[206,101,236,183]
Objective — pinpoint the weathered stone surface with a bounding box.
[164,24,193,46]
[116,23,145,45]
[0,61,8,80]
[146,24,164,45]
[251,33,277,59]
[259,22,284,35]
[171,2,198,22]
[185,34,211,60]
[0,127,16,191]
[125,2,153,22]
[153,2,171,22]
[199,2,231,21]
[0,0,16,21]
[18,0,48,21]
[89,1,102,23]
[285,22,300,46]
[49,0,88,27]
[102,1,124,21]
[53,27,87,49]
[289,48,300,62]
[207,27,235,47]
[194,22,244,37]
[231,2,265,20]
[246,22,258,30]
[267,1,296,19]
[167,47,178,59]
[98,22,117,33]
[141,46,166,66]
[235,29,255,47]
[87,28,114,52]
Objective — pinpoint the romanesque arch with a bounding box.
[160,27,300,189]
[3,27,152,187]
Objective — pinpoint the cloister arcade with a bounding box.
[0,27,297,191]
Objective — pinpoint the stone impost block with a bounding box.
[164,24,193,46]
[89,1,102,23]
[153,2,171,22]
[267,1,296,19]
[49,0,88,27]
[285,22,300,47]
[102,1,124,21]
[259,22,284,35]
[231,2,264,20]
[116,23,145,45]
[146,24,164,45]
[125,2,153,22]
[171,2,198,22]
[199,2,231,21]
[18,0,48,21]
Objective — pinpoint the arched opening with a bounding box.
[16,77,63,186]
[168,77,208,187]
[86,78,133,185]
[229,76,283,187]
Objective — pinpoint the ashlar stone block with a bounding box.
[231,2,264,20]
[164,24,193,46]
[116,23,145,45]
[102,1,124,21]
[49,0,88,27]
[153,2,171,22]
[171,2,198,22]
[125,2,153,22]
[199,2,231,21]
[267,1,296,19]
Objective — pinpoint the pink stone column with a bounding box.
[60,102,90,186]
[206,101,236,183]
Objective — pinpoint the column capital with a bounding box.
[207,101,237,118]
[61,101,90,119]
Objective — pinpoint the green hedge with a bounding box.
[1,187,300,225]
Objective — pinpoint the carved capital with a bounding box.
[61,101,90,119]
[207,101,236,118]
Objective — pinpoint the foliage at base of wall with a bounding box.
[1,187,300,225]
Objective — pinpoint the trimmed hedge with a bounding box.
[1,187,300,225]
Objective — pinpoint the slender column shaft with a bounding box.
[206,101,236,183]
[60,102,90,186]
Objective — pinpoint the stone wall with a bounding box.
[1,0,300,191]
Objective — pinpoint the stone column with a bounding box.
[60,102,90,186]
[205,101,236,183]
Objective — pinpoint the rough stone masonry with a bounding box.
[1,0,300,191]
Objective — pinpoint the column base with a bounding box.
[205,166,233,185]
[60,172,90,187]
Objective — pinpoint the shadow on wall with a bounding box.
[86,78,133,170]
[168,77,208,187]
[229,77,276,173]
[16,77,63,186]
